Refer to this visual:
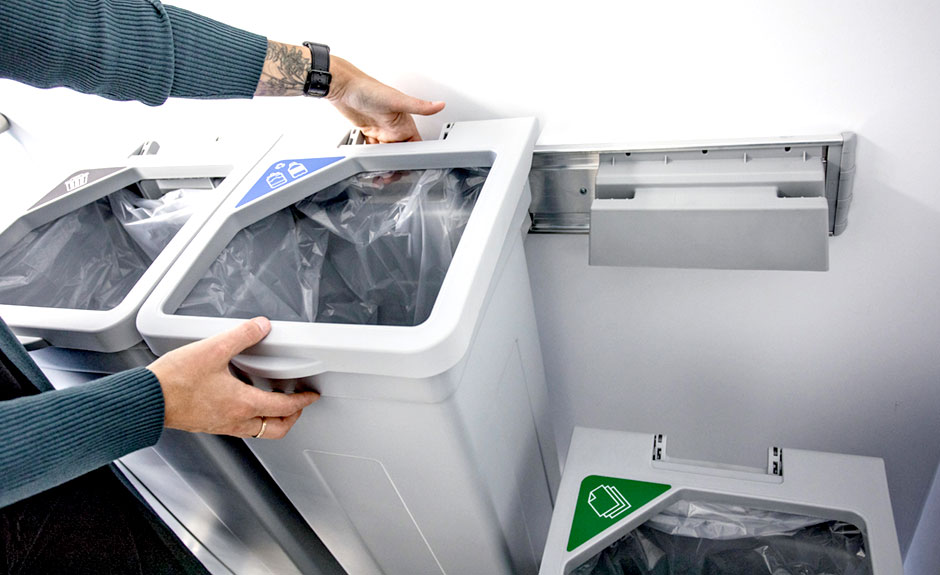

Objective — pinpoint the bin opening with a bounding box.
[174,166,490,327]
[572,500,871,575]
[0,181,216,311]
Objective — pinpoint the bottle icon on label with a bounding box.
[287,161,308,179]
[266,171,288,189]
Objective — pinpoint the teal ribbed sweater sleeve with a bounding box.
[0,367,165,507]
[0,0,268,106]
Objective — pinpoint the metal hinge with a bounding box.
[439,122,456,141]
[769,446,784,477]
[129,140,160,157]
[339,128,366,147]
[652,434,665,461]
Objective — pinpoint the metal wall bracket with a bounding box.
[528,133,856,236]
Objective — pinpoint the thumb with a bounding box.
[389,91,445,116]
[211,317,272,359]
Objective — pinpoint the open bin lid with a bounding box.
[539,428,902,575]
[137,118,539,383]
[0,138,277,352]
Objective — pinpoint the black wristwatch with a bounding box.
[302,41,332,98]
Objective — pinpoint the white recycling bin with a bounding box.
[0,139,344,575]
[539,427,903,575]
[137,117,561,575]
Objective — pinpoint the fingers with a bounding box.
[262,411,304,439]
[241,410,304,440]
[208,317,271,358]
[243,385,321,417]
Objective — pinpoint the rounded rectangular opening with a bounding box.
[174,166,490,327]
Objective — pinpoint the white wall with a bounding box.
[2,0,938,569]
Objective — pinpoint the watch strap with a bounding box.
[302,41,332,97]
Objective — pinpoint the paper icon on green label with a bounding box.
[588,484,631,519]
[567,475,670,552]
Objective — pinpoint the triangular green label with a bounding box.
[567,475,671,551]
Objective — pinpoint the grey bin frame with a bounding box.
[0,160,233,353]
[538,427,902,575]
[137,119,561,575]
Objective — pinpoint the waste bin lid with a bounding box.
[539,427,902,575]
[0,139,276,353]
[137,118,539,380]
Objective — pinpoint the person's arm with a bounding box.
[0,0,266,106]
[0,367,165,507]
[0,317,318,508]
[0,1,443,141]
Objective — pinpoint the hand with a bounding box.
[327,55,445,143]
[147,317,319,439]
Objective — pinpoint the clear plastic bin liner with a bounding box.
[644,501,826,540]
[176,167,489,326]
[109,188,207,260]
[0,187,202,311]
[573,502,871,575]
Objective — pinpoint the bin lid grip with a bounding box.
[16,335,50,352]
[231,354,327,380]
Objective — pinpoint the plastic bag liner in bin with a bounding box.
[0,187,206,311]
[175,167,489,326]
[573,500,872,575]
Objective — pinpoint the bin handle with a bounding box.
[230,354,327,380]
[16,335,50,352]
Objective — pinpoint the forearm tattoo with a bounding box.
[255,41,309,96]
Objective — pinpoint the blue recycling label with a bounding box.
[237,156,344,207]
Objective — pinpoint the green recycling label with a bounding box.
[567,475,671,551]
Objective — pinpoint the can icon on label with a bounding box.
[266,171,288,189]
